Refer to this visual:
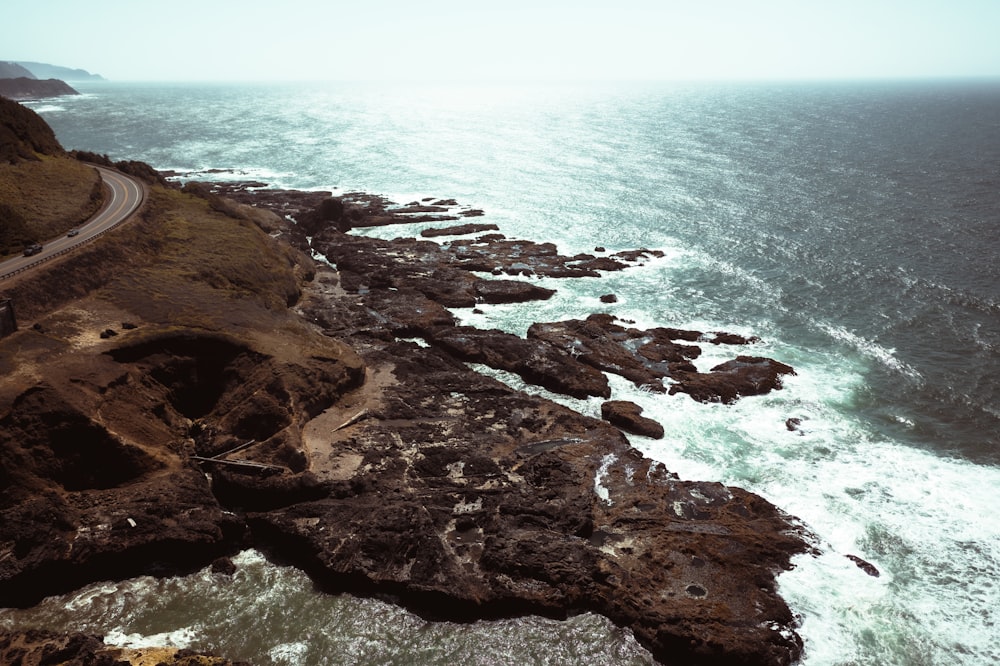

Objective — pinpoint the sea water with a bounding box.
[4,79,1000,665]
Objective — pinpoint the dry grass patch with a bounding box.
[0,155,103,255]
[100,187,306,329]
[3,185,309,332]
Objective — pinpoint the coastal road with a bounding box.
[0,166,145,280]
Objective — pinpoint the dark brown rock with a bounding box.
[443,237,612,278]
[474,279,555,304]
[709,331,762,345]
[572,256,629,272]
[421,223,499,238]
[600,293,618,303]
[670,356,796,404]
[241,341,807,666]
[211,556,237,575]
[361,288,457,336]
[613,248,666,262]
[394,203,450,214]
[601,400,665,439]
[294,196,353,234]
[0,630,107,666]
[660,327,703,342]
[847,554,880,577]
[0,331,364,606]
[314,233,559,311]
[426,325,610,399]
[527,314,702,392]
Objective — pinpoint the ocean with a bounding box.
[4,79,1000,665]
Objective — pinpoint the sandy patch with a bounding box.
[302,362,396,481]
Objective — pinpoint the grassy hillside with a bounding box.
[0,96,102,257]
[102,186,307,326]
[0,94,310,334]
[0,156,103,255]
[3,184,309,328]
[0,95,63,161]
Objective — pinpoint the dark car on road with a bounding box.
[67,229,80,237]
[22,244,43,256]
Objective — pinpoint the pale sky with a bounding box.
[4,0,1000,82]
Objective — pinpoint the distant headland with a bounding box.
[5,61,105,82]
[0,61,104,100]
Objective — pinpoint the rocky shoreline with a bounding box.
[1,175,811,665]
[214,181,809,663]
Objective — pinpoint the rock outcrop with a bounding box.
[425,324,611,398]
[669,356,796,404]
[0,329,365,606]
[421,222,500,237]
[241,338,805,666]
[601,400,665,439]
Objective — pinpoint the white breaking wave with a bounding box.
[26,104,65,113]
[816,321,923,381]
[104,626,198,650]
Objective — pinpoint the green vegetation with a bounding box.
[0,155,103,256]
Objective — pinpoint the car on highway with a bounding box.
[22,244,43,256]
[67,228,80,237]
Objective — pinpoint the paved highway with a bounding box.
[0,166,145,280]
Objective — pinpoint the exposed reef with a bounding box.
[0,174,809,665]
